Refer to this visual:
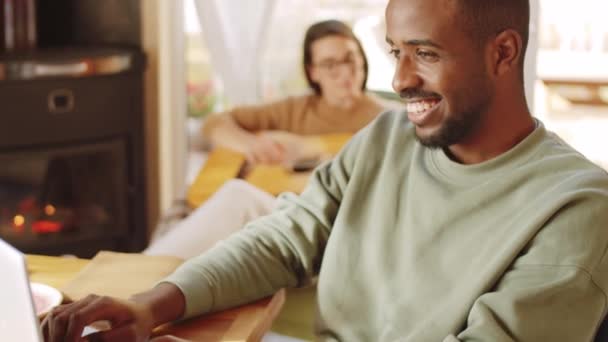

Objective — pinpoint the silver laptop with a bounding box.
[0,239,98,341]
[0,238,44,341]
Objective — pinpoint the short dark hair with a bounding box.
[302,20,369,95]
[456,0,530,66]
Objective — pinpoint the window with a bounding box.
[535,0,608,169]
[184,0,225,119]
[183,0,608,171]
[260,0,393,101]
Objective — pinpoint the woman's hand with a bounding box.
[246,133,287,165]
[245,131,325,169]
[258,131,324,170]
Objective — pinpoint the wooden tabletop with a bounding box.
[26,254,285,341]
[187,133,352,207]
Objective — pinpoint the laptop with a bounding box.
[0,238,96,341]
[0,238,44,341]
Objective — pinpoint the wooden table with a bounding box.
[26,255,286,341]
[187,133,352,207]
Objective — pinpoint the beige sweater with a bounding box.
[228,93,387,135]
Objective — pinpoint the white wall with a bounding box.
[525,0,540,111]
[141,0,188,237]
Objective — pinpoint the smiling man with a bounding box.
[386,0,535,164]
[43,1,608,341]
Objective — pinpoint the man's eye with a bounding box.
[416,49,439,61]
[388,48,400,59]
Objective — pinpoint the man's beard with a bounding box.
[412,74,493,149]
[415,108,482,149]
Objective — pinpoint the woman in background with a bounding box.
[146,19,396,259]
[202,19,388,165]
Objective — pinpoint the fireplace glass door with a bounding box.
[0,138,128,254]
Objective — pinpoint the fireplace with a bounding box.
[0,47,147,257]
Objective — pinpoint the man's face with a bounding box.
[386,0,494,148]
[309,35,366,101]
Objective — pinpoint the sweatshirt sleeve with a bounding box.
[228,96,298,132]
[448,179,608,342]
[161,124,368,319]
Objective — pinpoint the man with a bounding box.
[43,0,608,341]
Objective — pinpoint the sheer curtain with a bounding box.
[192,0,538,107]
[193,0,277,106]
[192,0,391,105]
[259,0,389,100]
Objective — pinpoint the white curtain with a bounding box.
[258,0,389,100]
[192,0,535,106]
[193,0,277,106]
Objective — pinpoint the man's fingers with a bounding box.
[150,335,192,342]
[45,295,100,342]
[64,296,134,341]
[84,324,137,342]
[41,303,69,339]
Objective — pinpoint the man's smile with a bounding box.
[406,98,442,125]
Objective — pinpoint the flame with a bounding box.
[32,220,63,234]
[13,215,25,229]
[44,204,56,216]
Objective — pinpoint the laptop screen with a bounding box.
[0,238,43,341]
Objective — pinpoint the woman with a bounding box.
[145,19,395,259]
[201,19,388,165]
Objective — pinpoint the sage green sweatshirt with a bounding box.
[164,111,608,341]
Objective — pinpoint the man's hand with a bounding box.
[41,283,185,342]
[150,335,192,342]
[41,294,155,342]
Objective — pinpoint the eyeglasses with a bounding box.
[313,54,362,75]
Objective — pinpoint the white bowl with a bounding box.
[30,282,63,317]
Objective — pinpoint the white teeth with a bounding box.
[407,100,438,114]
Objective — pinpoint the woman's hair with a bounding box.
[302,19,369,95]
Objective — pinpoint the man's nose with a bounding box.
[392,57,422,93]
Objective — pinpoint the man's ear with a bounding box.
[491,29,523,77]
